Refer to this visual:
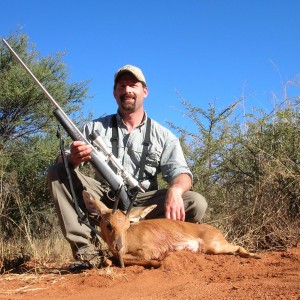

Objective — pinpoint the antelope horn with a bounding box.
[125,198,136,217]
[125,188,140,217]
[112,184,123,214]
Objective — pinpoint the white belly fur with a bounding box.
[173,239,201,252]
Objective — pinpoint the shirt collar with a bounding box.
[116,111,148,129]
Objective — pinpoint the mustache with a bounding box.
[120,93,136,101]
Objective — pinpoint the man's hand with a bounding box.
[164,173,192,221]
[165,187,186,221]
[69,141,92,168]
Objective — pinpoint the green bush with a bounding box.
[168,97,300,251]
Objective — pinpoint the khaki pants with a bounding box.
[47,163,207,257]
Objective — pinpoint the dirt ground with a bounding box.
[0,245,299,300]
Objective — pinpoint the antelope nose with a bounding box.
[114,236,123,251]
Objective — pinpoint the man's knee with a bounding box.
[183,191,208,223]
[47,162,66,182]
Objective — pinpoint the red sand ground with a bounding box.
[0,245,299,300]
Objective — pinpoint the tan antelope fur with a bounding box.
[83,191,260,268]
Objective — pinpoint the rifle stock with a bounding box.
[2,38,134,210]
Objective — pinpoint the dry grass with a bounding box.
[0,233,72,274]
[0,272,67,295]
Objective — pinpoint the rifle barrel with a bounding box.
[2,39,61,109]
[2,38,133,210]
[2,38,83,144]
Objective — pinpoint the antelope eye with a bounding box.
[106,220,113,233]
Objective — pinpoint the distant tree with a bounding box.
[0,33,90,149]
[167,98,240,194]
[168,95,300,250]
[0,32,90,239]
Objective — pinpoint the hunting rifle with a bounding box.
[2,38,144,210]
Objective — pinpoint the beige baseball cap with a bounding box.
[114,65,146,85]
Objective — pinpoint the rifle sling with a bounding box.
[56,124,102,238]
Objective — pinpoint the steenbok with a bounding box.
[83,191,260,268]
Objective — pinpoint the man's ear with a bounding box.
[143,86,149,98]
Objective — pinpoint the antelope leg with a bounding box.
[118,252,125,268]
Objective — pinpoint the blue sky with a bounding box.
[2,0,300,134]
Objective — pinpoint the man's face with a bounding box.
[113,73,148,113]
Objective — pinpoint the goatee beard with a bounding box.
[120,94,136,111]
[121,102,136,111]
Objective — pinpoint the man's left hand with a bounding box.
[165,187,186,221]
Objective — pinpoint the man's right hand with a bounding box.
[69,141,92,167]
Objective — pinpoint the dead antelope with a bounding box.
[83,191,260,268]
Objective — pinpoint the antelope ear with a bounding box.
[82,190,110,215]
[128,204,157,223]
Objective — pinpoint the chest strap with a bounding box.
[111,114,151,182]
